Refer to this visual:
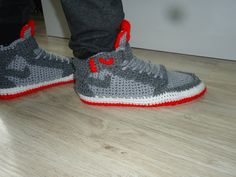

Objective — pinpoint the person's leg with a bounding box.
[0,0,32,46]
[61,0,124,59]
[62,0,206,106]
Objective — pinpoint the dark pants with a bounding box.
[0,0,32,46]
[0,0,124,59]
[61,0,124,58]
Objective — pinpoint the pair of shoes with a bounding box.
[0,20,206,107]
[0,21,74,99]
[73,20,206,107]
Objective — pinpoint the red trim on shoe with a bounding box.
[89,58,98,73]
[0,79,74,100]
[114,19,131,49]
[80,87,207,107]
[20,20,35,39]
[120,19,131,41]
[99,57,114,65]
[28,20,35,36]
[114,31,126,49]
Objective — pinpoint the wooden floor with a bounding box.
[0,29,236,177]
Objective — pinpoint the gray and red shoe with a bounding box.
[73,20,206,107]
[0,21,74,99]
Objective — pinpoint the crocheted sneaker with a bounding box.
[74,20,206,107]
[0,21,74,99]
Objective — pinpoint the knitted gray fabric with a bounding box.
[0,34,74,98]
[74,30,205,106]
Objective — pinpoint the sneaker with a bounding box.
[74,20,206,107]
[0,20,74,99]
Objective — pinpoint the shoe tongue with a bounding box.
[20,20,35,39]
[114,19,131,49]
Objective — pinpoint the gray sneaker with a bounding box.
[0,21,74,99]
[74,20,206,107]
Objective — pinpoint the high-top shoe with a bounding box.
[73,20,206,107]
[0,20,74,99]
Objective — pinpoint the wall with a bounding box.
[42,0,236,60]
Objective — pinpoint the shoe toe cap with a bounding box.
[166,71,202,91]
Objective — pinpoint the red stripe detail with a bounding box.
[114,19,131,49]
[99,57,114,65]
[28,20,35,36]
[114,31,126,49]
[89,58,97,73]
[0,79,74,100]
[20,25,29,39]
[80,87,207,107]
[120,19,131,42]
[20,20,35,39]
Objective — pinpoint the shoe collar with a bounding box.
[0,20,35,51]
[20,20,35,39]
[114,19,131,50]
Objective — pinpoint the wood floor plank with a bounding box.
[0,33,235,177]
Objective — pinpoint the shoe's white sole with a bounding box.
[79,82,206,107]
[0,74,74,99]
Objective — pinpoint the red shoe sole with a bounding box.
[0,79,75,100]
[80,87,207,107]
